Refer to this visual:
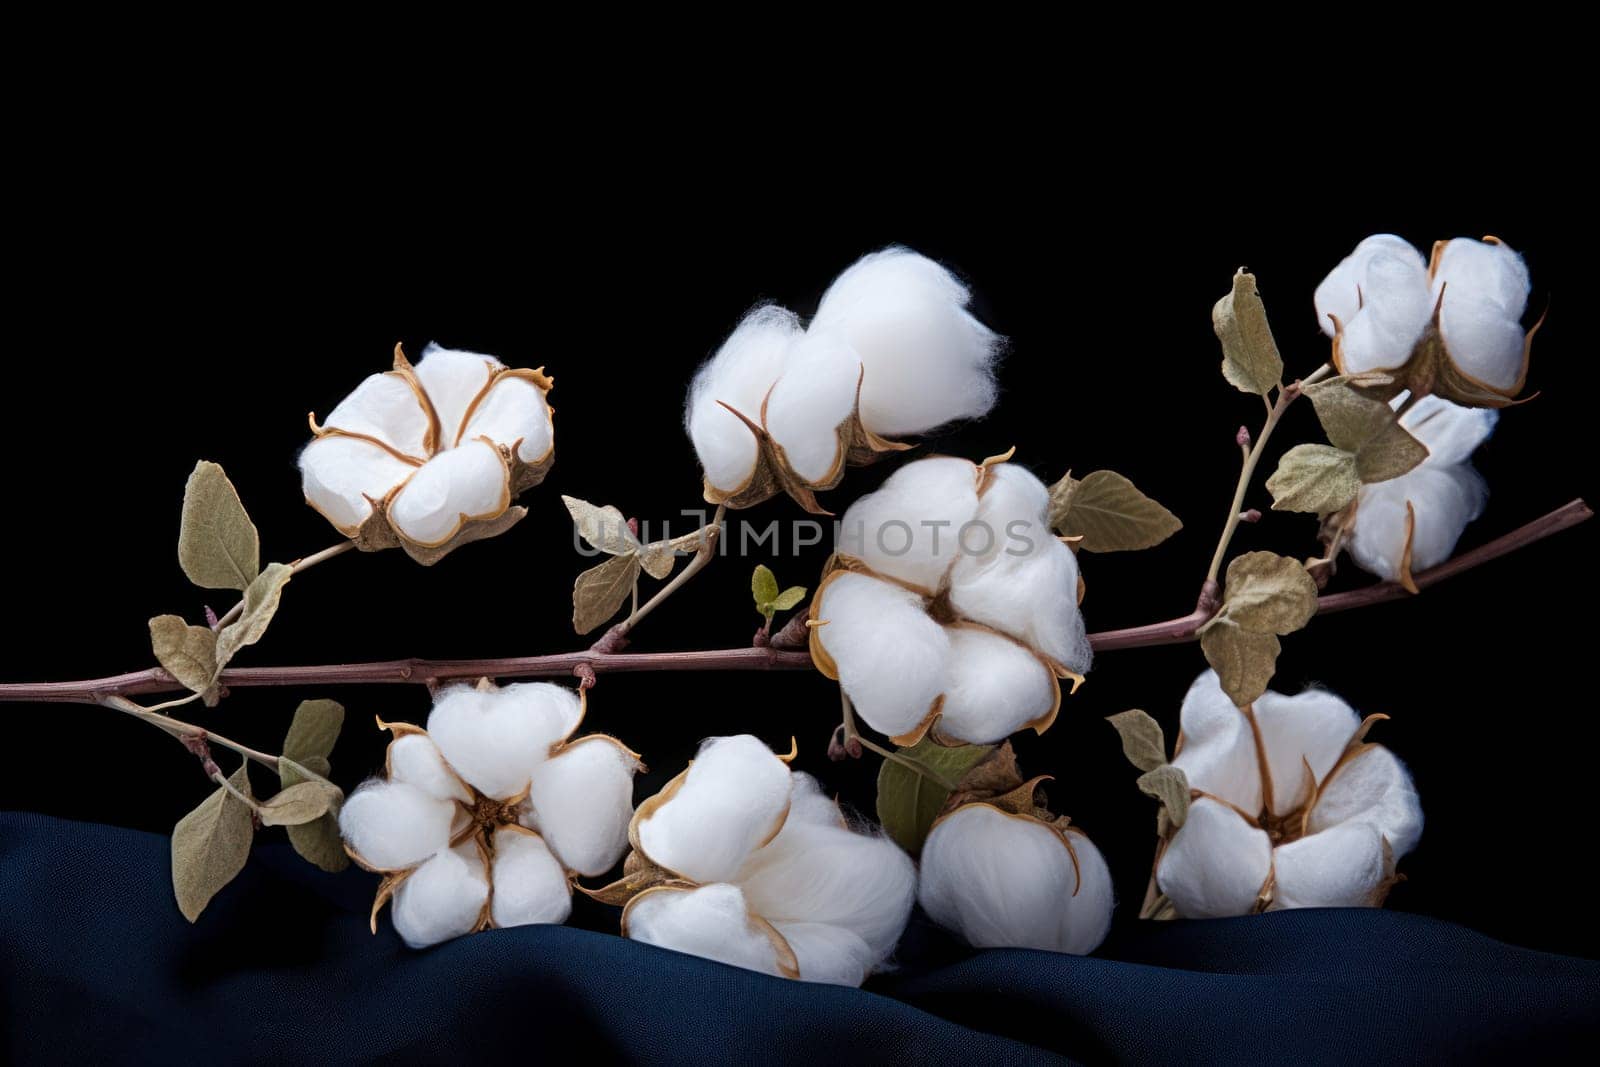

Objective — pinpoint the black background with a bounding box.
[3,158,1595,961]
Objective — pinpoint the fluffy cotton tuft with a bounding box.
[323,372,431,457]
[764,331,864,482]
[685,306,802,492]
[1251,687,1360,815]
[489,828,573,929]
[919,805,1113,955]
[948,525,1090,673]
[387,439,508,546]
[299,436,419,534]
[426,682,580,800]
[1433,238,1531,390]
[937,627,1057,743]
[836,456,980,591]
[523,737,638,877]
[387,733,472,804]
[1156,797,1274,919]
[339,780,456,871]
[1318,239,1434,375]
[1269,820,1387,910]
[390,842,489,949]
[625,884,786,977]
[636,735,793,885]
[1305,745,1423,857]
[1171,670,1262,814]
[812,572,949,739]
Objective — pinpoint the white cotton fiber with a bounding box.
[1403,394,1497,468]
[387,439,508,546]
[414,343,500,447]
[1306,745,1423,858]
[835,456,980,592]
[1313,235,1427,337]
[686,306,801,493]
[763,330,863,483]
[1268,820,1386,910]
[813,573,950,739]
[636,735,793,885]
[322,372,431,458]
[1433,238,1530,391]
[461,373,552,461]
[1155,797,1274,919]
[390,842,489,949]
[339,779,455,870]
[625,883,784,977]
[1171,671,1262,813]
[426,682,579,800]
[1349,463,1488,581]
[489,828,572,929]
[1251,687,1359,815]
[771,921,876,986]
[937,627,1057,744]
[388,733,472,804]
[737,774,915,969]
[524,736,637,877]
[918,805,1113,955]
[810,247,1000,437]
[1334,251,1434,375]
[299,435,418,533]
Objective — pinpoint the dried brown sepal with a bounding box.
[1370,837,1406,906]
[578,850,691,907]
[1399,501,1420,594]
[368,869,413,934]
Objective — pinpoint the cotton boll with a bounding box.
[1401,395,1497,468]
[1251,687,1360,815]
[427,682,579,800]
[1156,798,1273,919]
[414,343,500,447]
[1335,252,1434,375]
[937,627,1057,744]
[770,922,876,986]
[813,573,949,739]
[1348,463,1488,580]
[387,439,509,546]
[461,374,552,461]
[624,884,785,977]
[339,780,456,870]
[1269,821,1387,910]
[1306,745,1423,858]
[835,457,980,592]
[686,306,801,493]
[489,828,573,929]
[737,775,915,965]
[763,330,864,483]
[1433,238,1531,316]
[390,842,489,949]
[299,435,418,533]
[810,247,1000,436]
[1314,234,1425,338]
[636,735,793,885]
[1432,239,1531,391]
[322,372,431,458]
[524,737,638,877]
[1171,671,1262,814]
[918,806,1113,955]
[388,734,472,804]
[948,526,1090,672]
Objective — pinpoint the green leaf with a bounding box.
[213,562,293,669]
[1265,443,1360,514]
[1136,764,1190,828]
[283,699,344,763]
[752,564,780,607]
[1200,621,1282,707]
[258,780,342,827]
[171,762,255,922]
[1304,379,1428,484]
[875,739,994,854]
[572,552,641,634]
[178,461,261,591]
[1048,470,1182,553]
[1221,551,1319,635]
[1212,269,1284,396]
[278,756,347,873]
[148,615,219,695]
[769,586,807,612]
[1106,709,1167,772]
[562,495,641,556]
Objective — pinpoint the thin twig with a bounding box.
[840,689,957,790]
[213,541,354,629]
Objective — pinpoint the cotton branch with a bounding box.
[1,499,1586,705]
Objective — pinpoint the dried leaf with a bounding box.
[278,756,347,873]
[769,586,807,612]
[1305,379,1428,483]
[1106,709,1167,772]
[1048,470,1182,553]
[562,495,640,556]
[875,738,994,854]
[1200,621,1281,707]
[178,461,261,591]
[213,563,293,669]
[148,615,219,695]
[1136,764,1190,828]
[1212,269,1284,396]
[1222,551,1319,635]
[573,553,641,634]
[1265,444,1360,514]
[283,699,343,763]
[171,762,254,922]
[258,780,342,827]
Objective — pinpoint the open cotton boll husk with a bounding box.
[1333,252,1435,376]
[387,733,472,804]
[763,330,864,484]
[811,572,950,740]
[413,343,501,447]
[1251,687,1360,816]
[1433,238,1531,392]
[322,371,431,457]
[390,841,489,948]
[1314,234,1426,339]
[624,884,787,977]
[810,247,1001,437]
[489,828,573,929]
[426,682,581,801]
[1171,671,1261,814]
[523,737,638,877]
[339,780,456,871]
[936,627,1058,744]
[300,435,418,534]
[919,805,1113,955]
[387,439,510,546]
[635,735,793,885]
[1269,820,1388,910]
[835,456,980,592]
[1156,797,1273,919]
[686,306,801,494]
[1306,745,1423,858]
[1348,463,1488,581]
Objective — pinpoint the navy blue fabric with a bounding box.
[3,813,1595,1064]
